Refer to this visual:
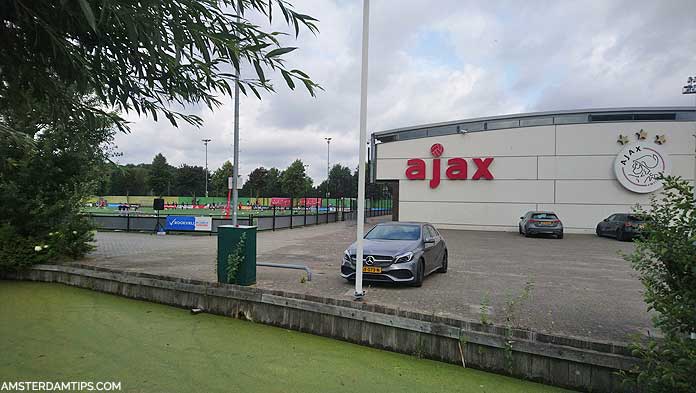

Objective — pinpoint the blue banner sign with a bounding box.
[165,216,196,231]
[165,216,212,231]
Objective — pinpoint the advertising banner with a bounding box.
[270,197,291,207]
[298,197,322,207]
[165,216,212,231]
[194,216,212,231]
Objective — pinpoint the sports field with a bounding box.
[0,281,571,393]
[82,206,336,217]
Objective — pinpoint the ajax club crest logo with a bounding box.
[614,141,670,194]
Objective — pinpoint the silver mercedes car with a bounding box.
[340,222,448,287]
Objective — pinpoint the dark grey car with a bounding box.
[519,211,564,239]
[340,222,447,287]
[596,213,644,241]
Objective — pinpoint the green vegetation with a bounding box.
[95,151,391,200]
[1,0,319,272]
[0,282,570,393]
[621,176,696,393]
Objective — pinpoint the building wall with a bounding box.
[376,121,696,232]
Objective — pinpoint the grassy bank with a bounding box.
[0,281,572,393]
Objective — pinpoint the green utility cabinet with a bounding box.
[217,225,257,285]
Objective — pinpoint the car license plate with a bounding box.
[539,221,553,226]
[363,267,382,273]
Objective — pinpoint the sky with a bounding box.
[113,0,696,184]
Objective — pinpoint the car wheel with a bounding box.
[596,225,602,237]
[557,231,564,239]
[437,251,448,273]
[412,259,424,287]
[524,230,531,238]
[518,225,522,234]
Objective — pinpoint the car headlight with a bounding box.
[343,250,351,263]
[394,251,413,264]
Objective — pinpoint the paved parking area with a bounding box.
[82,219,653,343]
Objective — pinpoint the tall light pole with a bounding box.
[232,68,240,225]
[202,138,211,198]
[354,0,370,300]
[324,137,332,207]
[683,76,696,203]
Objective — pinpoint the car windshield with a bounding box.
[531,213,557,220]
[365,225,421,240]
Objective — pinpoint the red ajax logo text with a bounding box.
[405,143,494,189]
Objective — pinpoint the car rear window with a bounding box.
[531,213,558,220]
[627,215,644,222]
[365,225,421,240]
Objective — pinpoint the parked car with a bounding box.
[519,211,564,239]
[340,222,447,287]
[596,213,645,241]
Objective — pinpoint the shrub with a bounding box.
[622,176,696,393]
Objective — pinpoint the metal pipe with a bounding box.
[354,0,370,300]
[232,43,240,226]
[256,262,312,281]
[202,138,211,198]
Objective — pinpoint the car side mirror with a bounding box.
[520,216,524,220]
[424,237,436,244]
[603,218,609,222]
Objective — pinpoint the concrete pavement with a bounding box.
[83,218,653,343]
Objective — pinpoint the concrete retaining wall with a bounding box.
[3,264,639,393]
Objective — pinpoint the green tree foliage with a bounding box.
[243,167,269,198]
[281,159,312,197]
[173,164,206,198]
[0,0,319,271]
[149,153,174,196]
[263,168,283,197]
[0,96,115,271]
[108,165,150,195]
[622,176,696,393]
[327,164,354,197]
[351,162,390,199]
[211,161,234,197]
[0,0,320,134]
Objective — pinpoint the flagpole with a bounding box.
[354,0,370,300]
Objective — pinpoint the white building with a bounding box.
[372,107,696,232]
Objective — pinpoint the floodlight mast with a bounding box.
[354,0,370,300]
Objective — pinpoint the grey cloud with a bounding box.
[115,0,696,185]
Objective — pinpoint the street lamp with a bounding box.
[354,0,370,300]
[202,138,211,198]
[324,137,332,208]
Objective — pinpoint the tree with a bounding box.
[0,0,320,271]
[281,159,312,197]
[1,0,320,135]
[327,164,354,197]
[263,168,283,197]
[621,176,696,393]
[211,161,234,197]
[108,165,149,195]
[173,165,206,197]
[244,167,269,198]
[149,153,174,196]
[0,94,115,271]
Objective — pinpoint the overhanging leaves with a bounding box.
[0,0,321,132]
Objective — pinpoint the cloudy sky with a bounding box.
[114,0,696,184]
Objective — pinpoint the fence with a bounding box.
[85,198,393,233]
